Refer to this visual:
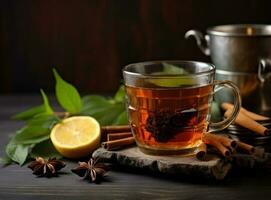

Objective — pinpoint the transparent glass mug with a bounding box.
[123,61,241,155]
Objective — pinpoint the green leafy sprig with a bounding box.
[1,69,128,166]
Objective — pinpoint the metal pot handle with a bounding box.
[258,58,271,83]
[185,30,210,56]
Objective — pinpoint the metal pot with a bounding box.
[185,24,271,113]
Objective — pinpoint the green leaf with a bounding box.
[40,89,53,115]
[31,139,62,159]
[81,95,113,114]
[27,114,59,129]
[81,95,114,119]
[14,126,50,145]
[53,68,82,114]
[81,88,128,125]
[0,156,13,166]
[6,139,29,165]
[91,103,125,126]
[12,90,53,120]
[81,94,127,125]
[12,105,45,120]
[114,85,126,103]
[112,110,128,125]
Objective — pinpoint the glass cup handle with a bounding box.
[208,80,241,132]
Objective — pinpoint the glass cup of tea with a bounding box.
[123,60,241,155]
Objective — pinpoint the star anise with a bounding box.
[71,157,109,183]
[28,157,66,177]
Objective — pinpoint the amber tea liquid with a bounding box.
[126,84,213,155]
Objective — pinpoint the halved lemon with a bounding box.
[50,116,101,159]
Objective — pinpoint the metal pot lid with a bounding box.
[207,24,271,37]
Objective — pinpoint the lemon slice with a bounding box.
[50,116,101,159]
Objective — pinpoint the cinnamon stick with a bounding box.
[196,143,207,160]
[102,137,135,151]
[222,103,270,121]
[101,125,131,133]
[224,109,268,136]
[227,145,236,154]
[217,135,237,148]
[203,133,231,157]
[107,132,133,141]
[236,141,255,154]
[203,133,236,148]
[101,125,131,141]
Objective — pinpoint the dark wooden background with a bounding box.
[1,0,271,94]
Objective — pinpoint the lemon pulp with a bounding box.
[50,116,101,158]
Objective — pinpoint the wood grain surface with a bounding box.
[1,95,271,199]
[1,0,271,93]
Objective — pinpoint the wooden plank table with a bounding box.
[1,95,271,200]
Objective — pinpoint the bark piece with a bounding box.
[93,147,232,180]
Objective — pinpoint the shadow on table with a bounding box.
[110,164,271,186]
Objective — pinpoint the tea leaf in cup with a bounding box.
[148,78,197,87]
[162,62,189,75]
[148,63,197,87]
